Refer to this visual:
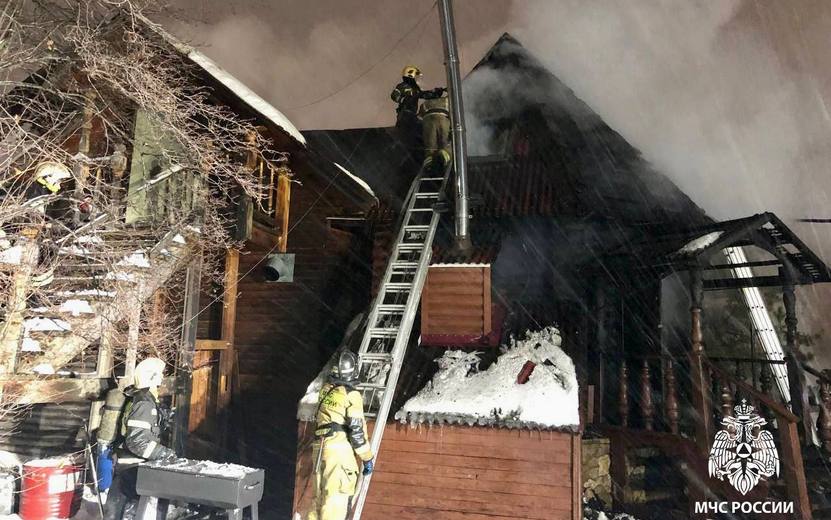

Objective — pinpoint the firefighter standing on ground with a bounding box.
[390,65,445,161]
[418,93,451,172]
[103,357,176,520]
[309,351,374,520]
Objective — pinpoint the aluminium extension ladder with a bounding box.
[349,164,451,520]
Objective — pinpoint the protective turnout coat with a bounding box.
[119,387,174,462]
[309,382,373,520]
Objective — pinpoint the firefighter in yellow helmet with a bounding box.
[418,93,452,172]
[391,65,445,162]
[309,351,373,520]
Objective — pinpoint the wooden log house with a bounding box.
[296,34,831,519]
[0,16,376,519]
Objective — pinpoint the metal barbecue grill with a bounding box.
[136,459,264,519]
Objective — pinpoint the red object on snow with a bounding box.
[19,458,82,519]
[516,360,537,384]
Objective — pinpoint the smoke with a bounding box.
[504,0,831,359]
[165,1,831,357]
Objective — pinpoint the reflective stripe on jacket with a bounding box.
[120,388,173,461]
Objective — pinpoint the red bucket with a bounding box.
[19,458,82,520]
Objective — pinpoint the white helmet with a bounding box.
[134,357,165,389]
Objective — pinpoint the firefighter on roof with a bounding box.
[103,357,177,520]
[309,351,374,520]
[391,65,445,161]
[419,93,452,172]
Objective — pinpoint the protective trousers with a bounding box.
[309,439,360,520]
[422,114,451,169]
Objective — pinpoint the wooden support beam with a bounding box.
[0,228,39,375]
[217,250,239,449]
[173,257,202,456]
[195,339,232,350]
[277,173,291,253]
[782,273,813,443]
[777,421,812,520]
[0,378,108,404]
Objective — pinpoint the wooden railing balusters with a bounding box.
[619,362,629,428]
[641,360,654,431]
[664,359,679,434]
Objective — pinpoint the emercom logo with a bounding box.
[707,399,780,495]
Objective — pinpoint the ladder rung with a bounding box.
[408,207,434,212]
[420,177,444,182]
[369,328,399,338]
[378,304,406,313]
[415,192,440,199]
[384,282,413,292]
[360,352,393,362]
[357,382,388,390]
[397,244,423,251]
[404,225,430,232]
[391,261,418,269]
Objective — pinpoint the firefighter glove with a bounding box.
[362,458,374,476]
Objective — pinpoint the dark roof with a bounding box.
[604,212,831,288]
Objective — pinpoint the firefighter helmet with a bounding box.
[331,351,359,383]
[34,161,72,193]
[402,65,422,79]
[134,357,165,389]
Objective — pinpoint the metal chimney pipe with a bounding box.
[438,0,471,251]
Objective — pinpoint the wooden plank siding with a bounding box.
[422,266,492,337]
[234,170,373,516]
[294,422,582,519]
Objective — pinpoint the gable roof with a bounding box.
[464,33,709,229]
[136,14,306,148]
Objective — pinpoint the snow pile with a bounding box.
[0,245,23,265]
[117,250,150,268]
[152,458,259,479]
[59,299,94,316]
[396,327,579,429]
[24,317,71,333]
[21,336,41,352]
[676,230,724,255]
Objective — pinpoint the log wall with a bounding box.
[295,421,582,520]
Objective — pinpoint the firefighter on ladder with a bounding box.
[390,65,445,162]
[418,93,451,173]
[310,351,374,520]
[103,357,177,520]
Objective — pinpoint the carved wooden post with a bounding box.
[664,359,679,434]
[619,361,629,427]
[818,372,831,454]
[782,272,813,442]
[688,268,712,453]
[759,366,775,423]
[719,376,733,418]
[641,360,654,430]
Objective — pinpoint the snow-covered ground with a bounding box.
[396,327,580,428]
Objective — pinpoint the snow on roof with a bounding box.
[676,230,724,255]
[187,51,306,146]
[395,327,580,430]
[137,14,306,147]
[333,162,376,199]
